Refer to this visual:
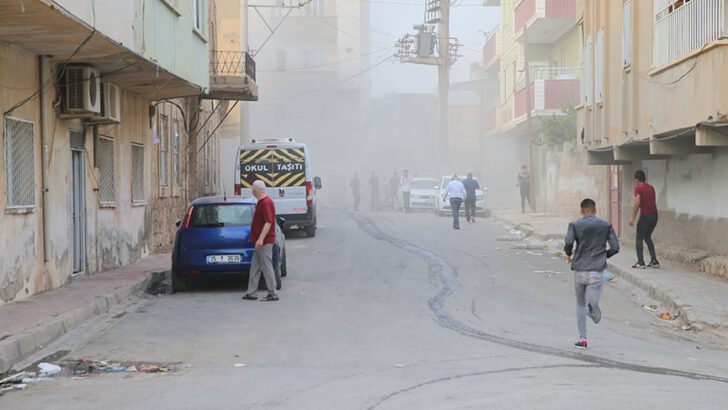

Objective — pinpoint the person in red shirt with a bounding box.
[629,170,660,269]
[242,180,279,301]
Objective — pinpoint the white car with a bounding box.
[408,178,440,210]
[434,175,487,216]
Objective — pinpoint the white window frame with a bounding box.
[583,35,594,107]
[192,0,203,31]
[623,1,633,68]
[173,120,180,186]
[159,114,169,187]
[595,28,605,105]
[3,116,35,209]
[131,143,146,204]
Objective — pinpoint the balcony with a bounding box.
[653,0,726,67]
[514,67,580,119]
[482,29,501,71]
[204,51,258,101]
[515,0,577,44]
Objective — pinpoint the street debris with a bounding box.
[642,304,659,312]
[509,230,522,236]
[139,364,167,373]
[395,364,406,368]
[0,371,32,395]
[233,363,247,368]
[681,324,693,331]
[658,312,678,320]
[38,362,62,377]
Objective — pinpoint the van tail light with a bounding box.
[234,184,241,195]
[182,206,194,228]
[306,181,314,206]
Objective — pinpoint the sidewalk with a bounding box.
[490,209,728,335]
[0,254,170,374]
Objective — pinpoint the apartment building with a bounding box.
[0,0,251,304]
[247,0,372,206]
[482,0,593,212]
[581,0,728,264]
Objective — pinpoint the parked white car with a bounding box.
[434,175,487,216]
[408,178,440,210]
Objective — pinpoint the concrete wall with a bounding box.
[1,42,155,304]
[0,43,45,303]
[627,151,728,256]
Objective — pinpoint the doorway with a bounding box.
[608,165,622,237]
[71,132,86,275]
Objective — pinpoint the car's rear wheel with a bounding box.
[306,221,317,238]
[281,248,288,277]
[171,272,190,293]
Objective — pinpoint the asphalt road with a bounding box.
[4,209,728,409]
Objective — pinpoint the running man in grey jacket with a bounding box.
[564,198,620,349]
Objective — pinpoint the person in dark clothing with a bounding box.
[564,198,620,349]
[369,172,380,211]
[629,170,660,269]
[517,165,531,213]
[350,173,361,212]
[462,172,481,223]
[388,171,400,210]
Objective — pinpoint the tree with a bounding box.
[537,106,577,147]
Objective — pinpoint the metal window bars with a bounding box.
[97,136,115,204]
[131,144,145,202]
[4,117,35,208]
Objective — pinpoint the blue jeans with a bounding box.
[450,197,463,229]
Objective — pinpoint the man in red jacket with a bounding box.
[629,170,660,269]
[242,180,279,301]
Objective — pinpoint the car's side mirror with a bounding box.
[314,176,322,190]
[175,220,181,227]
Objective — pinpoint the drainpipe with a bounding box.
[39,56,50,267]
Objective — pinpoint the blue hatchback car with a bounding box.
[171,196,287,292]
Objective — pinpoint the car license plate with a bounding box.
[206,254,242,264]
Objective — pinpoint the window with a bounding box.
[159,114,168,187]
[97,136,115,205]
[204,130,211,187]
[623,1,633,67]
[131,144,145,203]
[277,49,287,71]
[4,117,35,208]
[189,204,254,227]
[305,0,325,16]
[595,28,605,104]
[654,0,693,20]
[500,68,507,104]
[173,120,180,186]
[583,35,593,107]
[192,0,203,31]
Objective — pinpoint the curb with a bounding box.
[491,212,701,330]
[0,269,167,374]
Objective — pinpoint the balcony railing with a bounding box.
[483,29,499,68]
[515,0,576,36]
[653,0,725,67]
[210,51,256,82]
[514,72,580,119]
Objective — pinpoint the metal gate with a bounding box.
[71,131,86,274]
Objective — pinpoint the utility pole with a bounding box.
[437,0,450,173]
[395,0,460,173]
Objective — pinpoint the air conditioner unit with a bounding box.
[85,82,121,124]
[61,66,101,117]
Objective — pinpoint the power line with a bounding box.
[257,47,392,72]
[250,54,394,114]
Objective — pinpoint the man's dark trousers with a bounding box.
[636,213,658,265]
[464,197,477,221]
[450,197,463,229]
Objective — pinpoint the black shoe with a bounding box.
[632,262,647,269]
[242,293,258,300]
[587,303,601,324]
[648,261,661,268]
[260,293,279,302]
